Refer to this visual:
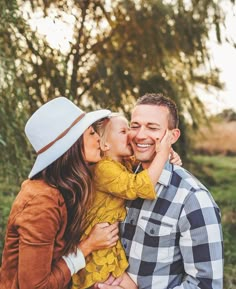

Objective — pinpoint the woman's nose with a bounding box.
[95,132,100,141]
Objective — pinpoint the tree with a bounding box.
[0,0,234,184]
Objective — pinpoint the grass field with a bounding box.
[0,155,236,288]
[189,155,236,289]
[190,120,236,289]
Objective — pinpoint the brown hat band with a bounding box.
[37,112,86,155]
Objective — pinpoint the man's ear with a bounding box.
[170,128,181,145]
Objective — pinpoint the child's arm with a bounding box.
[94,131,171,200]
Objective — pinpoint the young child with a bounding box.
[71,113,181,289]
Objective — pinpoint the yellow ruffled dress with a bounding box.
[71,157,156,289]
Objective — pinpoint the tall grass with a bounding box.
[189,155,236,289]
[192,120,236,155]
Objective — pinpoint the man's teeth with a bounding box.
[137,144,151,148]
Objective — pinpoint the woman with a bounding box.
[0,97,119,289]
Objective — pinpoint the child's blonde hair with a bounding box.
[96,113,128,153]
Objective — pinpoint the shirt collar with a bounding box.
[135,161,172,187]
[158,161,172,187]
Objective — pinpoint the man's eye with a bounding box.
[130,126,139,129]
[148,127,159,130]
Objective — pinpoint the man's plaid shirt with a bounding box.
[121,162,223,289]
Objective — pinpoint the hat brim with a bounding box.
[28,109,110,178]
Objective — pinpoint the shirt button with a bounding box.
[130,219,134,225]
[123,240,127,248]
[150,228,155,234]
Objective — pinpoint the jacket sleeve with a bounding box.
[173,190,224,289]
[94,159,156,200]
[15,193,72,289]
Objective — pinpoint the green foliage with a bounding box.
[0,0,34,182]
[188,155,236,289]
[218,109,236,122]
[0,0,234,186]
[0,182,17,262]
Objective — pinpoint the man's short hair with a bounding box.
[136,93,179,129]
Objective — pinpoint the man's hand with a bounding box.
[96,272,137,289]
[97,283,124,289]
[96,277,123,289]
[94,274,123,289]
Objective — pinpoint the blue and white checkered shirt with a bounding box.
[121,162,223,289]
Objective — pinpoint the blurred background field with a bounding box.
[190,154,236,289]
[189,113,236,288]
[192,111,236,156]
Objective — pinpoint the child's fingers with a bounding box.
[160,129,172,147]
[170,151,183,166]
[166,129,172,144]
[155,138,160,152]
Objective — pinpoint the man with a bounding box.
[98,93,223,289]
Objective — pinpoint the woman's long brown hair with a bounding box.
[33,136,94,255]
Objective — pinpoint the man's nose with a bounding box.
[135,126,147,139]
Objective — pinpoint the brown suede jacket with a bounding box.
[0,179,72,289]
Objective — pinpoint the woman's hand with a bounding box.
[169,148,182,166]
[78,222,119,257]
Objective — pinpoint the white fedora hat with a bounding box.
[25,97,111,178]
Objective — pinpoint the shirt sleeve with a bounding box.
[94,159,156,200]
[62,248,85,275]
[15,193,72,289]
[174,189,224,289]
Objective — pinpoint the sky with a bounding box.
[26,3,236,115]
[212,44,236,113]
[205,7,236,114]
